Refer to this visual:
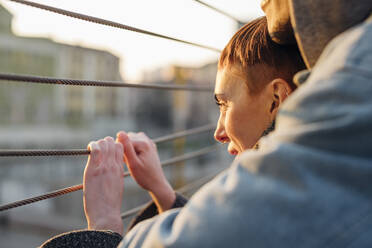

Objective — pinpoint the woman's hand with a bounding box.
[117,131,176,213]
[83,136,125,235]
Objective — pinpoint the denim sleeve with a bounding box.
[119,20,372,248]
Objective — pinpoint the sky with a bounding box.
[1,0,264,82]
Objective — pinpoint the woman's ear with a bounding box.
[268,78,293,115]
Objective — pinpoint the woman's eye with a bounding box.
[216,102,227,111]
[214,96,228,110]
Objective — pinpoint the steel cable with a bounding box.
[193,0,245,24]
[0,73,214,92]
[0,145,218,212]
[0,124,215,157]
[8,0,221,53]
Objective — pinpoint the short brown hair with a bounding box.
[218,16,305,93]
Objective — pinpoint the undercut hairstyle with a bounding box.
[218,16,305,94]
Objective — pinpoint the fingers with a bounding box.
[138,132,157,149]
[87,137,120,169]
[115,141,124,164]
[128,132,153,152]
[97,139,108,157]
[114,141,125,176]
[116,131,142,169]
[104,136,115,162]
[87,131,155,178]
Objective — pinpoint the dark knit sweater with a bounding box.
[40,193,188,248]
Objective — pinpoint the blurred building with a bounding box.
[173,62,218,128]
[0,5,229,247]
[138,62,218,132]
[0,4,127,126]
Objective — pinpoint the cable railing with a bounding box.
[0,145,219,212]
[0,124,215,157]
[8,0,221,53]
[0,73,214,92]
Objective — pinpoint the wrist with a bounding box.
[88,214,123,235]
[150,182,176,213]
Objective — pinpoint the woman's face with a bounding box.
[214,65,287,155]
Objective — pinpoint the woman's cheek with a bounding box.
[225,108,242,142]
[222,110,231,138]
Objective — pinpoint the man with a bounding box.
[42,0,372,247]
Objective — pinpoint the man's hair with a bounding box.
[218,16,305,93]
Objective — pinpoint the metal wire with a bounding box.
[0,73,214,92]
[9,0,221,53]
[152,124,214,143]
[121,168,223,219]
[0,124,215,157]
[0,184,84,213]
[0,149,89,157]
[0,145,218,212]
[193,0,245,24]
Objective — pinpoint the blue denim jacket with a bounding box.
[119,17,372,248]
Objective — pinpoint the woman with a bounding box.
[85,16,305,235]
[41,16,305,246]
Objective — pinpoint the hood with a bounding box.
[288,0,372,68]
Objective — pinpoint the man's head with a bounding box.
[260,0,294,44]
[214,17,305,155]
[261,0,372,67]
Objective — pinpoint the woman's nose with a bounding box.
[214,123,229,144]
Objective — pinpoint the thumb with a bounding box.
[84,141,101,180]
[87,141,101,166]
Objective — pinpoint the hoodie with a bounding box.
[289,0,372,68]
